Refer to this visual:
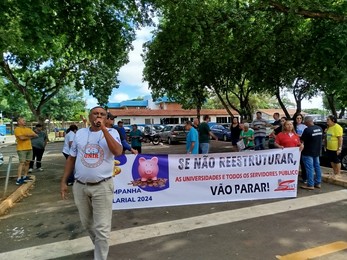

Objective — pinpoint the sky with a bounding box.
[84,26,154,108]
[84,26,323,110]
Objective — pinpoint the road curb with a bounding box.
[321,166,347,188]
[0,175,36,216]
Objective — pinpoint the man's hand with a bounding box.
[131,148,139,155]
[60,182,69,200]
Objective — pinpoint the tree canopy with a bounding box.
[0,0,153,123]
[143,0,347,119]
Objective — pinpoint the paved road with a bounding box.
[0,140,346,259]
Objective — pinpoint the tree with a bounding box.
[41,86,86,122]
[144,0,347,121]
[1,0,153,124]
[0,78,32,120]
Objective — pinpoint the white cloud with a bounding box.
[116,26,155,97]
[85,96,98,109]
[85,26,154,108]
[109,92,130,103]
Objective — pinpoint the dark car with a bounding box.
[159,124,186,144]
[210,124,231,141]
[314,121,347,170]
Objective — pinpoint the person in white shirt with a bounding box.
[62,124,78,185]
[60,106,123,260]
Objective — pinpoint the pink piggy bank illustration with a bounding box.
[138,157,159,182]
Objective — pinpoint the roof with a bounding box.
[108,109,239,117]
[258,109,307,117]
[107,100,148,108]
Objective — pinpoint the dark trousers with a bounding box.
[132,146,142,154]
[63,153,75,183]
[29,147,45,169]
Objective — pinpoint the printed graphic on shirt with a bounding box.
[82,144,104,168]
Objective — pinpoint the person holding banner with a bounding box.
[274,120,304,151]
[185,120,199,154]
[60,106,123,260]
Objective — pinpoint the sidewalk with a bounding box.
[0,134,63,216]
[0,175,36,215]
[320,167,347,188]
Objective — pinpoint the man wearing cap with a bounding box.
[61,106,123,260]
[106,113,137,154]
[115,120,127,142]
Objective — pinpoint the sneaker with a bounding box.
[22,176,33,182]
[314,184,321,189]
[28,168,33,173]
[16,178,24,185]
[300,185,314,190]
[37,168,44,172]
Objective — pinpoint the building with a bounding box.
[107,96,305,126]
[108,96,238,125]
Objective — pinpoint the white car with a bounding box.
[0,133,6,143]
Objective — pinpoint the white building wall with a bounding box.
[116,116,163,126]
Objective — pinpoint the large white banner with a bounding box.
[112,148,300,210]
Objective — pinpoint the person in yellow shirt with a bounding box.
[326,115,343,179]
[14,117,38,185]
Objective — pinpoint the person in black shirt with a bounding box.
[272,112,281,126]
[300,116,323,190]
[230,117,242,151]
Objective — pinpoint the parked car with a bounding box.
[314,121,347,170]
[159,124,186,144]
[0,133,6,143]
[0,152,3,167]
[144,125,164,134]
[210,124,231,141]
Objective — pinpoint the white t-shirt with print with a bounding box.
[70,128,122,183]
[62,131,75,155]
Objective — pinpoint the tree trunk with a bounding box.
[326,94,337,117]
[275,86,291,119]
[196,107,201,121]
[214,90,235,118]
[338,107,345,119]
